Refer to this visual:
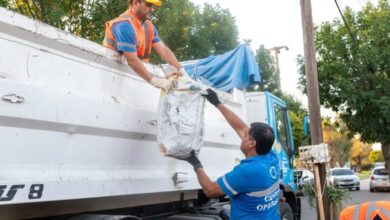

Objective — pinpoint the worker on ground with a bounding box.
[340,201,390,220]
[180,89,281,219]
[103,0,187,91]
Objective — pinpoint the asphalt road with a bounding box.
[300,178,390,220]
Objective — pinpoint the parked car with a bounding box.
[294,169,314,190]
[329,168,360,190]
[369,167,390,192]
[374,162,385,168]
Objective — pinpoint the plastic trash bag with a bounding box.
[157,74,207,159]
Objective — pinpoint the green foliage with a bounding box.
[357,170,371,180]
[297,1,390,146]
[4,0,122,42]
[254,45,281,96]
[0,0,8,7]
[327,186,352,205]
[288,111,306,152]
[303,184,351,208]
[369,150,385,163]
[84,1,128,42]
[281,94,308,151]
[198,3,239,55]
[351,139,372,170]
[151,0,198,62]
[323,118,352,167]
[333,138,352,166]
[152,1,239,62]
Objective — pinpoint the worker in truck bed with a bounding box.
[103,0,188,91]
[181,89,281,220]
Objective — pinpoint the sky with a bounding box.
[189,0,373,112]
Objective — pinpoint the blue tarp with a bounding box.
[184,44,261,92]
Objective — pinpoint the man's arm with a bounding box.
[153,41,182,70]
[204,89,249,139]
[195,168,225,198]
[181,151,225,198]
[217,104,249,140]
[123,51,171,91]
[123,51,153,82]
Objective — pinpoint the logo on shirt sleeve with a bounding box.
[270,166,277,179]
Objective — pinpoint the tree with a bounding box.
[322,118,352,167]
[84,0,128,42]
[350,138,372,170]
[281,94,308,151]
[3,0,239,63]
[3,0,120,42]
[152,1,239,62]
[196,3,239,55]
[254,45,281,97]
[369,150,385,164]
[297,0,390,175]
[151,0,198,62]
[0,0,8,7]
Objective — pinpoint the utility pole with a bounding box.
[268,46,288,91]
[299,1,330,220]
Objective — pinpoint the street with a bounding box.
[300,179,390,220]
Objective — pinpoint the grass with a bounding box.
[357,170,371,180]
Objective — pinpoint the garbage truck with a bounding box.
[0,7,300,220]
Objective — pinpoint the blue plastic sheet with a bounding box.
[184,44,261,92]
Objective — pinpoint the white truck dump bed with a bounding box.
[0,7,259,219]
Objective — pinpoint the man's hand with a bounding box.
[178,67,190,78]
[203,89,221,107]
[149,77,172,92]
[180,150,203,171]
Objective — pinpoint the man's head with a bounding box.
[128,0,161,6]
[241,122,275,156]
[129,0,161,21]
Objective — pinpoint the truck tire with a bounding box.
[280,202,294,220]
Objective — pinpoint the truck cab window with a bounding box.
[275,105,293,167]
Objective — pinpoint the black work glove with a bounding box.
[203,88,221,107]
[182,150,203,171]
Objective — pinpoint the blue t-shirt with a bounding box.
[111,21,161,53]
[217,151,280,220]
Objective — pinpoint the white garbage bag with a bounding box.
[157,75,207,159]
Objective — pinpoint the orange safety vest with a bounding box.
[340,201,390,220]
[103,10,154,62]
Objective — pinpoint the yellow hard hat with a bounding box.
[144,0,162,6]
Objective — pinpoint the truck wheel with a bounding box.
[280,202,294,220]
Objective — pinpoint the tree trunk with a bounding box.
[339,159,345,167]
[381,142,390,179]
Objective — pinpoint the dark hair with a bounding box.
[249,122,275,155]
